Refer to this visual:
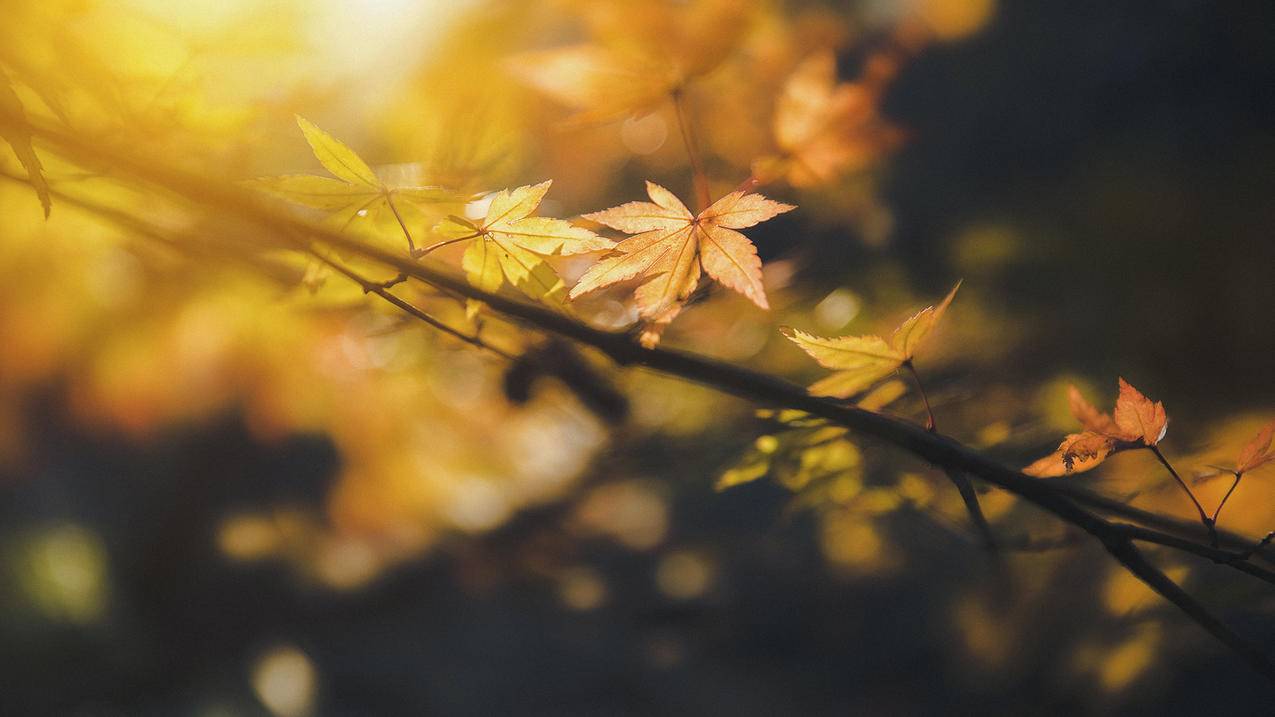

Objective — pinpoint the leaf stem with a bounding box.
[383,192,418,256]
[416,233,479,257]
[308,248,514,360]
[732,173,762,195]
[1212,472,1243,526]
[1151,445,1217,547]
[902,360,936,433]
[15,128,1275,679]
[671,88,711,212]
[902,360,995,551]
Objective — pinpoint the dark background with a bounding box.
[3,0,1274,714]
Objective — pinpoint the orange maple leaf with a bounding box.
[753,51,905,187]
[1235,421,1275,476]
[570,181,794,344]
[1024,378,1168,477]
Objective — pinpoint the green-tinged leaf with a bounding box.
[296,115,380,187]
[808,363,900,399]
[782,328,904,369]
[718,425,861,496]
[784,283,962,400]
[858,379,908,411]
[716,435,778,491]
[891,280,962,358]
[781,438,861,491]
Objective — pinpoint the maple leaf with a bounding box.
[1113,378,1169,446]
[251,116,456,248]
[432,180,614,307]
[753,51,904,187]
[570,181,794,336]
[1023,378,1168,477]
[508,0,748,125]
[1234,421,1275,476]
[0,67,51,217]
[782,282,961,399]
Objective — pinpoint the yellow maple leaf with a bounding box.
[432,180,614,307]
[508,0,749,125]
[782,282,961,399]
[753,51,904,187]
[251,116,457,252]
[1024,378,1168,477]
[570,181,794,338]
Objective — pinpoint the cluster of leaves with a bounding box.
[716,282,961,497]
[717,383,904,496]
[1024,380,1168,478]
[247,1,911,346]
[1024,378,1275,533]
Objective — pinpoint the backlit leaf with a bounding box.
[296,114,379,187]
[1235,421,1275,475]
[1113,378,1169,447]
[1024,378,1168,477]
[441,180,610,306]
[574,182,792,341]
[782,283,961,399]
[250,117,457,246]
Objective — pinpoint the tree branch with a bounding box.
[12,117,1275,680]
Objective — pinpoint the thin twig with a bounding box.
[903,360,936,433]
[306,249,514,360]
[383,192,418,256]
[902,361,995,551]
[1212,472,1243,525]
[1151,445,1217,547]
[1239,532,1275,561]
[415,234,478,257]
